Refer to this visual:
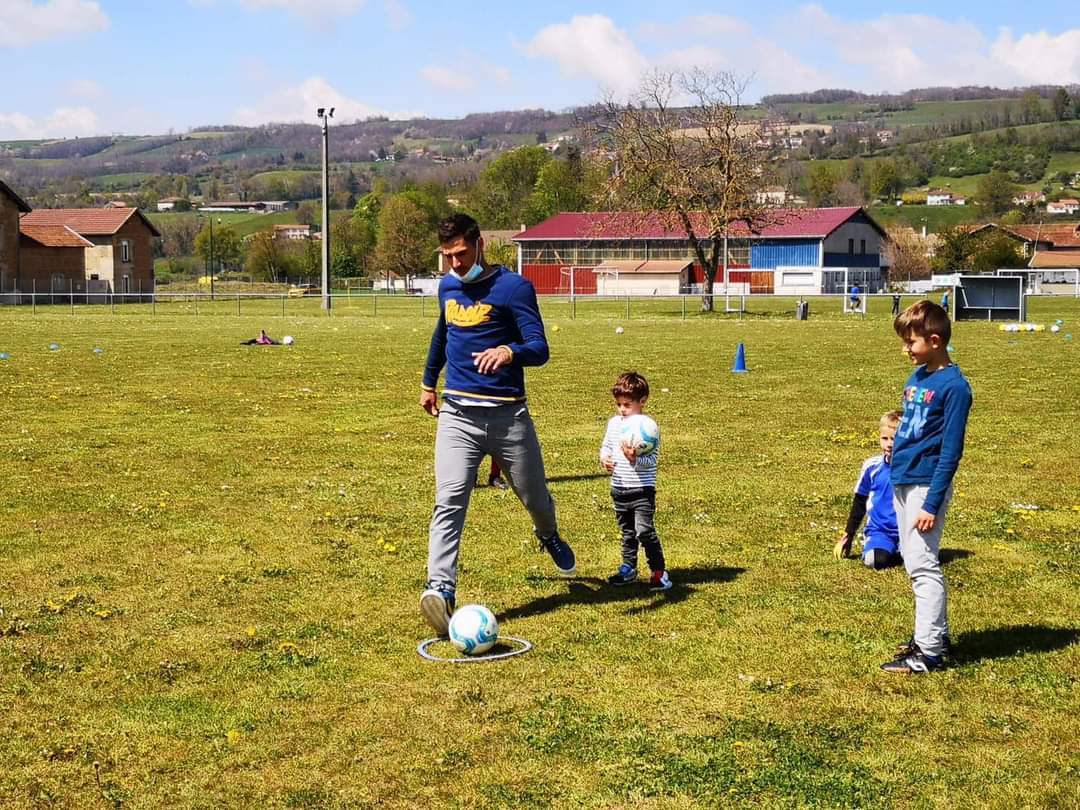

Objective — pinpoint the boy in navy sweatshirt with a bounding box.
[418,214,576,636]
[882,300,972,674]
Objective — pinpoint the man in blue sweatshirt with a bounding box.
[882,300,972,674]
[418,214,576,636]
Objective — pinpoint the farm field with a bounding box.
[1,302,1078,808]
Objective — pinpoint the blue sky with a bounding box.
[2,0,1079,139]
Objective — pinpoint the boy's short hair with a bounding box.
[612,371,649,401]
[880,410,902,430]
[894,299,951,344]
[437,213,480,245]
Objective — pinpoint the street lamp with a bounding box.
[199,213,222,300]
[317,106,335,311]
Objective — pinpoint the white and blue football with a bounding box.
[448,604,499,655]
[620,414,659,456]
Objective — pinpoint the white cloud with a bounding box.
[0,0,108,48]
[65,78,103,100]
[420,66,474,92]
[521,14,649,95]
[233,76,415,125]
[0,106,99,139]
[638,14,750,41]
[992,27,1080,85]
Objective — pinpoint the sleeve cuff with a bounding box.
[499,345,515,361]
[421,383,436,392]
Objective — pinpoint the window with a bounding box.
[122,275,130,294]
[90,274,99,280]
[848,238,855,254]
[120,240,131,263]
[860,239,866,255]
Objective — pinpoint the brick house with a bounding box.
[19,207,161,295]
[18,224,94,299]
[1,180,32,298]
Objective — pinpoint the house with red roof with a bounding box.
[511,207,889,295]
[19,206,161,297]
[19,224,95,298]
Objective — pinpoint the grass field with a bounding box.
[1,299,1078,808]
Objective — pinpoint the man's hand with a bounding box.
[600,454,615,473]
[420,389,439,417]
[914,509,936,532]
[471,346,512,375]
[620,440,637,464]
[834,533,853,560]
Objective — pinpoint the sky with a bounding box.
[2,0,1079,139]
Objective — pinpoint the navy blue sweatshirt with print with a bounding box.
[422,267,548,402]
[890,363,973,515]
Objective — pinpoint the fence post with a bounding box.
[237,292,241,316]
[421,295,426,318]
[110,285,115,315]
[626,294,630,319]
[282,294,286,317]
[153,290,156,316]
[32,280,36,315]
[194,293,199,316]
[373,293,377,317]
[682,295,686,320]
[70,280,74,315]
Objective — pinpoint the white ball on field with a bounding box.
[448,605,499,655]
[1051,324,1061,333]
[282,335,294,345]
[615,327,624,334]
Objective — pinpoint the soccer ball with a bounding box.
[621,414,659,456]
[1051,324,1061,333]
[282,335,295,345]
[448,604,499,655]
[615,326,624,334]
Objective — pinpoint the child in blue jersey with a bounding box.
[600,371,671,591]
[834,411,902,570]
[881,300,972,675]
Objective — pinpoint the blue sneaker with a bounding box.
[419,586,455,636]
[607,564,638,586]
[538,532,576,577]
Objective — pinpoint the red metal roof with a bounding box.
[20,223,95,248]
[513,207,872,241]
[996,223,1080,248]
[20,207,162,237]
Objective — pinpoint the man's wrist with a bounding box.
[498,345,514,362]
[421,384,436,393]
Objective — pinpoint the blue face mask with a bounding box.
[456,238,485,283]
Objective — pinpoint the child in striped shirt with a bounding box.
[600,371,671,591]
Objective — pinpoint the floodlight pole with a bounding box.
[318,107,334,311]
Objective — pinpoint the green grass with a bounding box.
[1,300,1078,808]
[869,204,984,231]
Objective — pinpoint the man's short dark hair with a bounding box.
[438,213,480,245]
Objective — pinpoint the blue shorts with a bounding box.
[862,531,899,556]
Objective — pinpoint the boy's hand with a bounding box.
[600,455,615,473]
[620,440,637,464]
[914,510,936,532]
[420,390,439,417]
[834,533,853,560]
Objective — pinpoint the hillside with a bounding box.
[2,85,1078,235]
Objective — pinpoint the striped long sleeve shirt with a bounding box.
[600,415,659,491]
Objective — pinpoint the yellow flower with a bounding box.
[226,729,242,745]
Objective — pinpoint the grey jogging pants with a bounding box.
[427,399,558,592]
[894,484,953,658]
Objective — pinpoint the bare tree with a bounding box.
[587,69,774,311]
[883,225,931,283]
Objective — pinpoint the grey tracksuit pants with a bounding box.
[427,399,558,592]
[894,484,953,658]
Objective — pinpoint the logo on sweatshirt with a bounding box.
[899,386,936,440]
[445,299,492,327]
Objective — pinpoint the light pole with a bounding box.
[317,106,335,311]
[199,213,221,300]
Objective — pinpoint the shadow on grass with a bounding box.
[501,563,746,622]
[940,548,973,565]
[953,625,1079,665]
[546,473,610,484]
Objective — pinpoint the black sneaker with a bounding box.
[607,563,638,586]
[538,532,576,577]
[489,475,509,491]
[881,646,946,674]
[419,586,455,636]
[897,634,952,658]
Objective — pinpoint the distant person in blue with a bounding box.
[418,213,576,636]
[834,411,902,569]
[881,300,972,675]
[940,289,949,314]
[849,284,861,310]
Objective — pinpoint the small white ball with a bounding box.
[1051,324,1061,333]
[282,335,295,345]
[615,327,624,335]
